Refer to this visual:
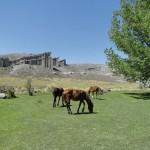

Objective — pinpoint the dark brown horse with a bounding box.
[88,86,103,99]
[62,89,93,114]
[52,87,64,107]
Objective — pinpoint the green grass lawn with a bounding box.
[0,91,150,150]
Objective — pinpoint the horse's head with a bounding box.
[86,93,94,113]
[88,101,94,113]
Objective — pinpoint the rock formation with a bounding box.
[0,52,66,69]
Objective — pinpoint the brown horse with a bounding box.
[88,86,103,99]
[52,87,64,107]
[62,89,93,114]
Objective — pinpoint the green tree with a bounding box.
[105,0,150,84]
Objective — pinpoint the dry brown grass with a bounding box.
[0,76,138,92]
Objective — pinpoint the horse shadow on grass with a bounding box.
[60,104,73,107]
[60,105,67,107]
[124,92,150,100]
[4,95,19,99]
[73,112,98,115]
[93,98,106,100]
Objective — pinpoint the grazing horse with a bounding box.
[52,87,64,107]
[62,89,93,114]
[88,86,103,99]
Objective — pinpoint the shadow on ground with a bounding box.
[96,98,106,100]
[124,92,150,100]
[92,97,106,100]
[73,112,98,115]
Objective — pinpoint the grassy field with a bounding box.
[0,76,138,92]
[0,90,150,150]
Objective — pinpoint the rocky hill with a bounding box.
[0,53,33,61]
[0,63,125,82]
[53,64,125,82]
[0,53,126,82]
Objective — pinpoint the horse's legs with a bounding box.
[53,96,57,108]
[77,101,82,113]
[66,104,70,114]
[82,101,85,112]
[69,106,72,114]
[77,101,85,113]
[67,104,72,114]
[61,95,65,107]
[62,97,65,107]
[57,96,60,106]
[65,98,72,114]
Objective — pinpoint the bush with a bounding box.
[25,78,34,96]
[7,86,16,98]
[0,85,16,98]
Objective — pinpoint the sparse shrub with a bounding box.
[7,86,16,98]
[25,78,34,96]
[0,85,16,98]
[41,85,55,94]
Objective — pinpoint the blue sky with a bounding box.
[0,0,120,64]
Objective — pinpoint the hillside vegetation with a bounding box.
[0,53,139,92]
[0,76,138,95]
